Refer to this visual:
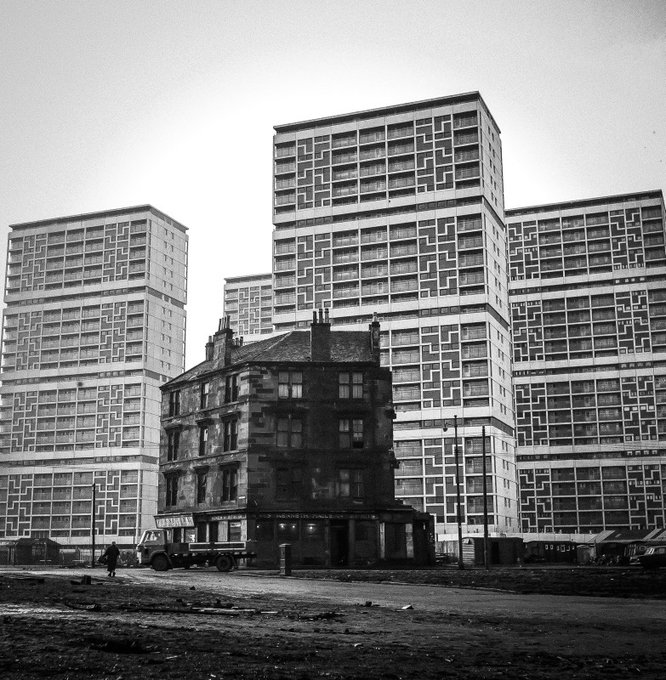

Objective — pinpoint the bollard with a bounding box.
[279,543,292,576]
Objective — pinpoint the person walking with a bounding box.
[102,541,120,577]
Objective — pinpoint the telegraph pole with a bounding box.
[90,484,96,568]
[454,415,464,570]
[482,425,489,569]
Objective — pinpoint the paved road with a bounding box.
[25,567,666,625]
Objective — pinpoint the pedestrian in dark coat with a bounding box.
[103,541,120,577]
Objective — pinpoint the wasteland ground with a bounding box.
[1,566,665,679]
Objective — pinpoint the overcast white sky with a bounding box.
[1,0,664,368]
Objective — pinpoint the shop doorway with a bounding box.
[330,521,349,566]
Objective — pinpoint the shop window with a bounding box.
[303,520,324,542]
[255,520,275,542]
[277,520,299,541]
[228,521,242,542]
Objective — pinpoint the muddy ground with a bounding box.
[1,566,665,679]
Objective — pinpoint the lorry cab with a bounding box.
[138,529,164,546]
[136,529,166,565]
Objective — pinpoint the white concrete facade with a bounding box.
[223,273,273,343]
[0,206,188,548]
[270,94,518,540]
[508,191,666,532]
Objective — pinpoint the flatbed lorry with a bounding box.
[136,529,256,572]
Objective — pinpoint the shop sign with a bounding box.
[155,514,195,528]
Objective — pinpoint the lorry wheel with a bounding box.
[151,554,170,572]
[215,555,233,572]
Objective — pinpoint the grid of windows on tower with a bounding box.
[272,213,508,313]
[273,112,484,212]
[1,301,146,373]
[0,469,141,538]
[5,220,148,293]
[508,195,666,533]
[0,383,144,453]
[224,283,273,336]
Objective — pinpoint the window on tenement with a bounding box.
[198,426,208,456]
[276,466,304,500]
[165,475,178,507]
[167,431,180,461]
[225,374,239,402]
[223,419,238,451]
[339,372,363,399]
[168,390,180,416]
[339,418,364,449]
[278,371,303,399]
[276,416,303,448]
[196,470,207,504]
[200,381,210,409]
[221,466,238,502]
[338,469,364,498]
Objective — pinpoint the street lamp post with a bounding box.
[453,415,464,570]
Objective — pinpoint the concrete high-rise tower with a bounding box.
[507,191,666,533]
[223,273,273,342]
[270,94,517,539]
[0,206,188,549]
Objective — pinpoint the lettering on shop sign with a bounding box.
[155,514,195,528]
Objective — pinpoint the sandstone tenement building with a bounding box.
[158,313,433,567]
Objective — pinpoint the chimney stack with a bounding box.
[211,316,234,368]
[205,336,214,361]
[369,312,381,363]
[310,307,331,361]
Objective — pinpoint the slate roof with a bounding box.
[164,329,378,388]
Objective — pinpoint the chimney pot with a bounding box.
[311,307,331,361]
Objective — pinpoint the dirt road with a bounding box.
[126,567,666,622]
[1,567,665,679]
